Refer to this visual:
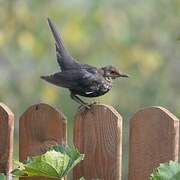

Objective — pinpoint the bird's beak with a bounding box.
[118,72,129,78]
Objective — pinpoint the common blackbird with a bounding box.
[41,18,128,108]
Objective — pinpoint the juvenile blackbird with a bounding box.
[41,18,128,108]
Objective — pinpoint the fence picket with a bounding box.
[73,104,123,180]
[128,106,179,180]
[19,103,67,180]
[0,103,14,180]
[1,101,179,180]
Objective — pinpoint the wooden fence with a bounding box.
[0,102,179,180]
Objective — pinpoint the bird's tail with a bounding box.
[47,17,79,71]
[47,17,67,56]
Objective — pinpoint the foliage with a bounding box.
[150,161,180,180]
[12,145,84,179]
[79,177,85,180]
[0,174,6,180]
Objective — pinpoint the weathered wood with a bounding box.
[19,103,67,180]
[73,104,122,180]
[128,106,179,180]
[0,103,14,178]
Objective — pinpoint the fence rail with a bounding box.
[0,102,179,180]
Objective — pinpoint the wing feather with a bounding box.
[41,69,97,91]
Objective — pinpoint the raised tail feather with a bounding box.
[47,17,67,56]
[47,17,79,70]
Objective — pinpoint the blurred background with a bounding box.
[0,0,179,179]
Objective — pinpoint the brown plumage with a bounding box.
[41,18,128,108]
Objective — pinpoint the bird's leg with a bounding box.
[70,93,90,109]
[74,95,98,108]
[90,101,98,105]
[73,94,87,104]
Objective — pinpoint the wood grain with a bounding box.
[0,103,14,176]
[19,103,67,180]
[73,104,122,180]
[128,106,179,180]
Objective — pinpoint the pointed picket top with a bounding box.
[73,104,123,180]
[0,103,14,176]
[129,106,179,180]
[19,103,67,180]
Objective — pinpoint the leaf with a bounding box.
[79,177,85,180]
[12,145,84,179]
[49,145,85,177]
[0,174,6,180]
[150,161,180,180]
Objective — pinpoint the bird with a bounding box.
[41,17,128,109]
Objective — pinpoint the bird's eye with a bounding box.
[111,71,116,74]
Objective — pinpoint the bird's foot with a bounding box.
[78,101,98,111]
[89,101,98,106]
[78,104,91,110]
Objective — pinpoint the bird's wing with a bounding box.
[47,18,79,70]
[81,64,98,74]
[41,69,100,92]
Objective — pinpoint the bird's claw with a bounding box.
[89,101,98,106]
[78,101,98,110]
[78,104,91,110]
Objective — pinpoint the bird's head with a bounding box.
[101,65,129,79]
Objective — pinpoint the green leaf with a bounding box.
[48,145,85,177]
[12,145,84,179]
[0,173,6,180]
[150,161,180,180]
[79,177,85,180]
